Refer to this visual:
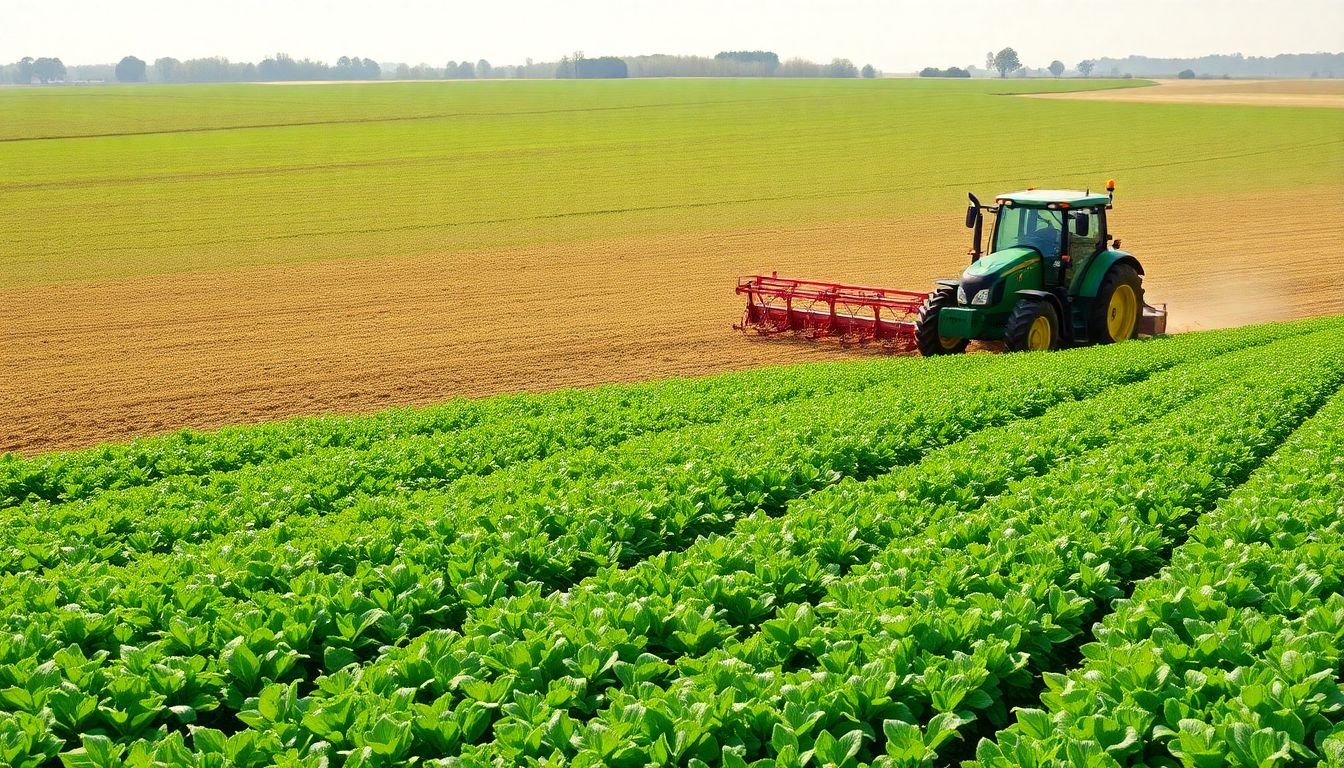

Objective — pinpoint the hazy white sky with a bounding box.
[8,0,1343,71]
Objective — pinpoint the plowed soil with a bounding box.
[4,187,1341,455]
[1025,79,1344,108]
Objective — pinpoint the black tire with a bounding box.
[915,288,970,357]
[1089,264,1144,344]
[1004,299,1060,353]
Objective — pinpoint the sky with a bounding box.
[8,0,1343,71]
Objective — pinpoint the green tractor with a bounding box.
[915,181,1166,355]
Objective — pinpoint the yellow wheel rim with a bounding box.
[1107,284,1138,341]
[940,336,962,350]
[1027,315,1053,351]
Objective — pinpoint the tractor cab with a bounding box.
[914,181,1166,355]
[976,188,1113,293]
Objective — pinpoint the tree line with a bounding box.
[1089,51,1343,79]
[2,50,879,84]
[920,48,1075,78]
[921,47,1344,79]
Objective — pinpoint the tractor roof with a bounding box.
[996,189,1111,208]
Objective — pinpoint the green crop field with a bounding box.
[2,317,1343,767]
[3,78,1341,288]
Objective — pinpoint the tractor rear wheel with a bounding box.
[1004,299,1060,353]
[915,288,969,357]
[1090,264,1143,344]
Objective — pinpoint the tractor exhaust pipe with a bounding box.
[967,193,984,260]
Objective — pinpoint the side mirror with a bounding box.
[1072,212,1090,237]
[965,205,979,229]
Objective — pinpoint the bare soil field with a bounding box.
[3,187,1340,454]
[1025,79,1344,108]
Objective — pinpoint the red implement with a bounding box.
[735,273,928,346]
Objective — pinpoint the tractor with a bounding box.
[735,181,1166,353]
[915,181,1164,354]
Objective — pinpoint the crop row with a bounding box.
[971,386,1344,768]
[0,356,917,574]
[0,320,1241,764]
[52,321,1336,767]
[0,354,932,508]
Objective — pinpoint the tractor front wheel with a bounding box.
[1090,264,1143,344]
[915,288,969,357]
[1004,299,1060,352]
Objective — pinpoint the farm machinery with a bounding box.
[736,181,1167,354]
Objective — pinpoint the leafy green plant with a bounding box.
[1,316,1341,767]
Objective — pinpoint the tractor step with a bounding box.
[735,274,926,345]
[1139,303,1169,336]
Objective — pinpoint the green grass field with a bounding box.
[3,78,1341,287]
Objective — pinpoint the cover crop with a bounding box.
[1,316,1342,768]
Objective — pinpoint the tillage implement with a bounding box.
[736,181,1167,354]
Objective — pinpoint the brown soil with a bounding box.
[4,188,1341,454]
[1026,79,1344,108]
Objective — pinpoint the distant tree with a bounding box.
[333,56,378,80]
[827,58,858,77]
[1177,68,1196,79]
[715,51,780,73]
[32,57,65,83]
[985,51,995,71]
[1048,60,1065,77]
[861,63,876,79]
[477,59,492,78]
[15,56,34,84]
[919,66,970,78]
[777,58,825,77]
[395,63,411,79]
[1077,59,1095,77]
[115,56,147,83]
[993,48,1022,78]
[258,53,301,81]
[153,56,179,82]
[575,56,628,78]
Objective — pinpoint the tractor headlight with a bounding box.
[971,288,992,306]
[956,286,967,305]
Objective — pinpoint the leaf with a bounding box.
[59,735,124,768]
[225,640,261,687]
[882,720,925,761]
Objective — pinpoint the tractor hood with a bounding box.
[963,246,1037,280]
[957,246,1039,307]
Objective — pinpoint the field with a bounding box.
[3,78,1344,453]
[1027,77,1344,108]
[1,316,1342,767]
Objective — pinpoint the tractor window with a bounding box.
[993,207,1063,258]
[1068,209,1103,257]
